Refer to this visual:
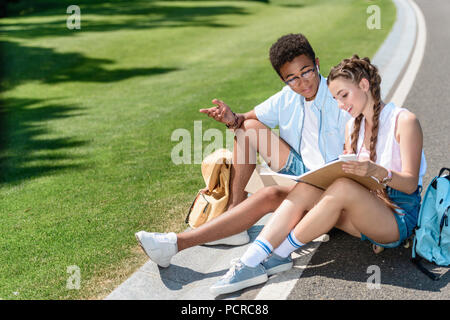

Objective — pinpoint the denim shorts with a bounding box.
[361,186,422,248]
[277,146,309,176]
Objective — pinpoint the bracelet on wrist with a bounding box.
[372,168,392,188]
[226,112,239,129]
[381,169,393,187]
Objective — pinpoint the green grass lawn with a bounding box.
[0,0,395,299]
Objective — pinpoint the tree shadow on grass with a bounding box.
[2,1,250,39]
[0,97,88,186]
[0,40,178,91]
[4,0,266,17]
[0,37,180,185]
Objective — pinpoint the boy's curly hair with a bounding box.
[269,33,316,79]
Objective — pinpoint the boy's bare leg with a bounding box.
[177,184,295,251]
[226,119,291,210]
[177,119,293,251]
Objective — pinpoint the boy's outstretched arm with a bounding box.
[199,99,257,129]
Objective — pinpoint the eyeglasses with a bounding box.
[284,64,316,87]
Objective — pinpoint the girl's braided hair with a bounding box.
[327,55,399,213]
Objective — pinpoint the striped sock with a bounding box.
[273,231,304,258]
[240,236,273,268]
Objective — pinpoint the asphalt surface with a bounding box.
[282,0,450,300]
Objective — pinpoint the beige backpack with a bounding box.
[185,148,232,229]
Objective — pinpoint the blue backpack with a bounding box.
[412,168,450,280]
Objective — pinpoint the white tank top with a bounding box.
[349,102,427,186]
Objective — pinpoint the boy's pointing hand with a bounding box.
[199,99,235,126]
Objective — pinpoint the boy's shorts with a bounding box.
[276,146,309,176]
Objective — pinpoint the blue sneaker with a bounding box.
[262,253,293,276]
[210,259,268,295]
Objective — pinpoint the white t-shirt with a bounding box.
[300,99,325,170]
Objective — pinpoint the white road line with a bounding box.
[254,234,329,300]
[391,0,427,107]
[374,0,417,100]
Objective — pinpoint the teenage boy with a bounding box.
[135,33,350,267]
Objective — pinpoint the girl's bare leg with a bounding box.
[257,182,324,248]
[291,178,399,245]
[177,184,295,251]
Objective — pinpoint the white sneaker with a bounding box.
[135,231,178,268]
[204,230,250,246]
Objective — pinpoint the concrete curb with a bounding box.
[105,0,421,301]
[105,216,270,300]
[388,0,427,107]
[373,0,418,101]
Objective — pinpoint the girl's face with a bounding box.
[328,77,370,118]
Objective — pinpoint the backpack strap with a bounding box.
[433,168,450,188]
[411,257,442,281]
[438,167,450,178]
[185,191,208,224]
[411,225,440,281]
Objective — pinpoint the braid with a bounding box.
[328,54,401,213]
[350,114,363,154]
[364,57,382,162]
[369,102,381,162]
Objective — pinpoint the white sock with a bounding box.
[273,231,304,258]
[240,236,273,267]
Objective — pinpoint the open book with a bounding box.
[259,159,383,191]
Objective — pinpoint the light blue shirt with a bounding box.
[254,75,351,164]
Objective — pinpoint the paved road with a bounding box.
[284,0,450,300]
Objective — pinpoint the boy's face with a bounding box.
[279,54,320,101]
